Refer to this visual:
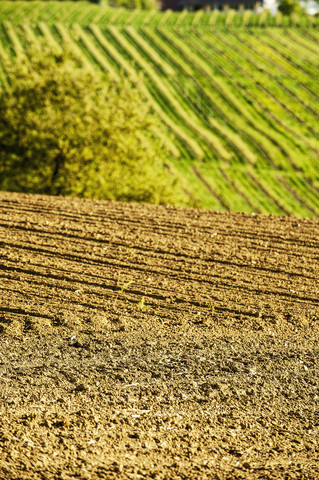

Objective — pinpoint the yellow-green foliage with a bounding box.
[0,3,318,216]
[0,45,184,204]
[278,0,303,16]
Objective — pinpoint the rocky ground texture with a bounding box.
[0,191,318,479]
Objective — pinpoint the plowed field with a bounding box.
[0,191,319,480]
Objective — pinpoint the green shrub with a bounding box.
[278,0,303,16]
[103,0,159,9]
[0,46,181,204]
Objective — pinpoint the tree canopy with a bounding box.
[0,46,184,205]
[278,0,303,16]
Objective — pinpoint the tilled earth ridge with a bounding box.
[0,191,318,480]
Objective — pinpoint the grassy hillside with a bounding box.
[1,2,319,216]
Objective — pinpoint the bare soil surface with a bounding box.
[0,191,319,480]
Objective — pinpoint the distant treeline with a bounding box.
[0,0,160,10]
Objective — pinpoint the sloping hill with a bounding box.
[0,3,319,214]
[0,191,318,479]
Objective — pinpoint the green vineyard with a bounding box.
[1,1,319,216]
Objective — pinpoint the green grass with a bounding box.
[0,1,319,216]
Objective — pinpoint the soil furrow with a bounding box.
[0,192,319,480]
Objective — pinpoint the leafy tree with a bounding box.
[278,0,303,15]
[0,46,184,205]
[107,0,159,9]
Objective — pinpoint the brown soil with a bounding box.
[0,191,318,480]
